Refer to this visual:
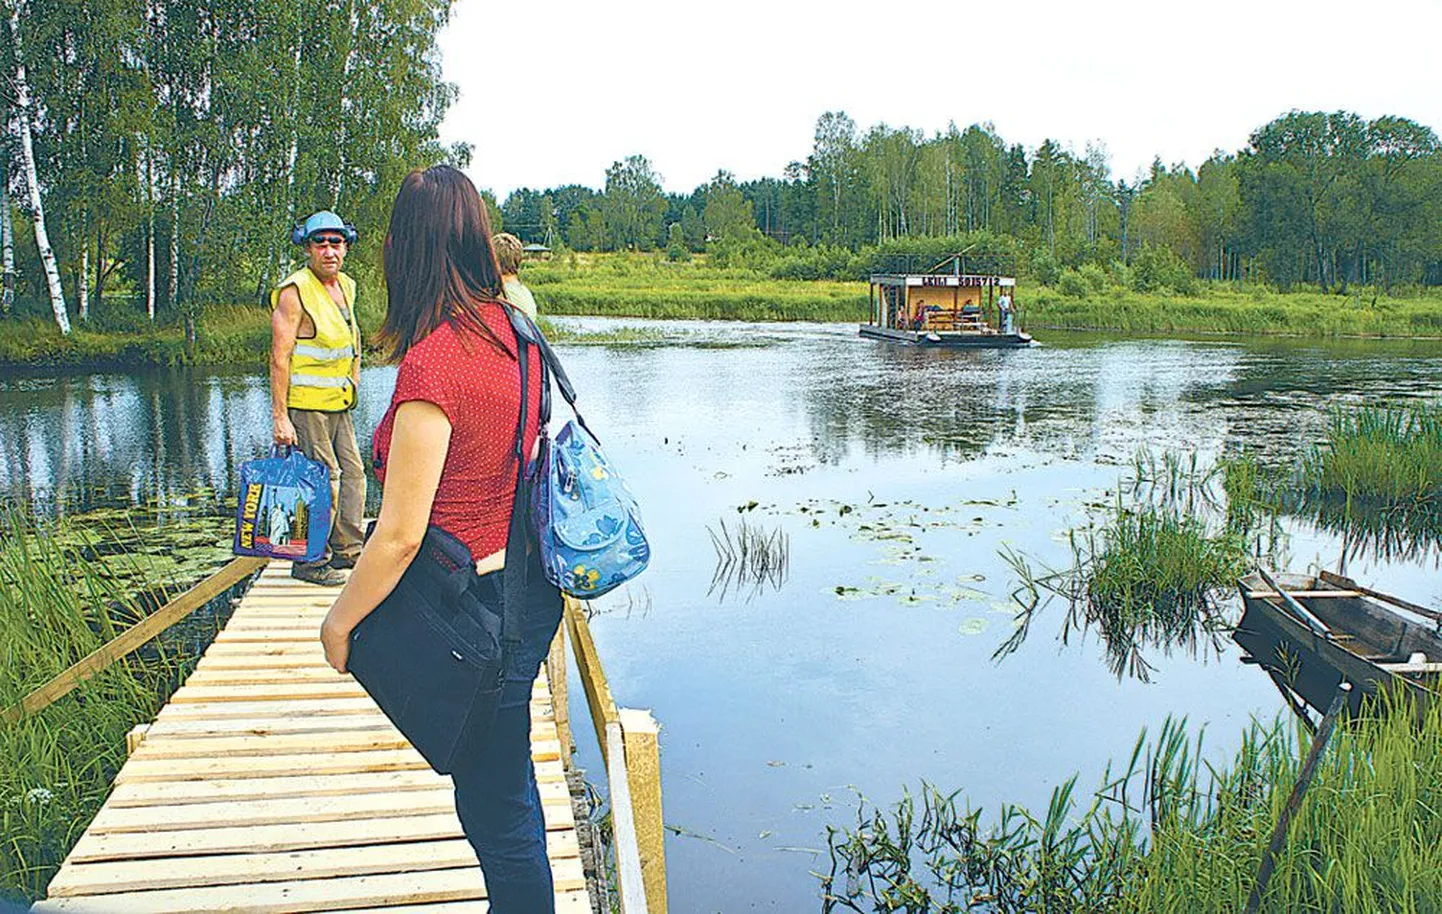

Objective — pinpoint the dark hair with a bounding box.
[379,164,507,361]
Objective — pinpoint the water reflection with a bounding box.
[0,368,394,516]
[4,321,1442,910]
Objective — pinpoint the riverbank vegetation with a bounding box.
[0,509,234,902]
[996,453,1274,679]
[824,693,1442,912]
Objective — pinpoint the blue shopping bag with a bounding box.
[233,446,332,564]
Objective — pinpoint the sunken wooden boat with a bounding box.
[1233,569,1442,724]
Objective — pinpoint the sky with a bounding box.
[437,0,1442,201]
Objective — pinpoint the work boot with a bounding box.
[329,553,358,570]
[291,563,346,586]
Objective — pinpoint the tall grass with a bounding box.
[1301,403,1442,510]
[0,510,226,902]
[824,692,1442,912]
[998,453,1261,680]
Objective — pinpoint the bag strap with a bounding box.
[506,308,594,440]
[500,309,535,653]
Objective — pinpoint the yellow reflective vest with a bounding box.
[272,267,360,412]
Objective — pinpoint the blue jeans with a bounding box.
[451,568,564,913]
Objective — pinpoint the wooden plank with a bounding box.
[91,780,572,833]
[144,715,398,739]
[47,835,580,897]
[1376,660,1442,673]
[106,770,451,807]
[1246,590,1362,599]
[155,697,378,719]
[332,892,592,914]
[187,668,348,685]
[67,801,574,864]
[1319,569,1442,623]
[620,708,666,914]
[213,629,326,642]
[198,651,332,667]
[36,866,488,912]
[113,748,431,782]
[130,730,415,760]
[115,741,561,782]
[565,596,619,764]
[37,860,588,913]
[88,788,460,833]
[168,683,370,702]
[2,556,267,724]
[203,642,327,656]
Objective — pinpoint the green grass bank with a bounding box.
[4,253,1442,369]
[0,510,238,902]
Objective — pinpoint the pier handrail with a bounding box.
[554,595,667,914]
[2,555,267,724]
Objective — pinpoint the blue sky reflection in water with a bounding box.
[3,323,1442,910]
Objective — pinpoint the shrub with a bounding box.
[1057,268,1090,298]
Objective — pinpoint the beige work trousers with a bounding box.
[289,408,366,569]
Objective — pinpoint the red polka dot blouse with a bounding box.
[372,304,544,560]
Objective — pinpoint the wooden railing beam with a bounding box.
[3,556,267,724]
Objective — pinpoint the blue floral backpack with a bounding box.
[510,311,651,598]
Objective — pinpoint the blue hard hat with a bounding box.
[291,211,357,246]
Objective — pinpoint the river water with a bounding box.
[3,320,1441,911]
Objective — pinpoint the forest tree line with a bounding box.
[4,0,1441,340]
[1,0,464,335]
[501,110,1442,295]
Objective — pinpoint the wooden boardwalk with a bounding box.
[34,562,591,913]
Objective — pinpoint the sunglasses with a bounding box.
[309,235,347,248]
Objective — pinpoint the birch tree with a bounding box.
[6,0,70,334]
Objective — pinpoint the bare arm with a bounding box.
[270,286,303,445]
[320,400,451,672]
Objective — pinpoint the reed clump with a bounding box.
[824,693,1442,912]
[1300,403,1442,511]
[0,509,217,902]
[707,515,790,601]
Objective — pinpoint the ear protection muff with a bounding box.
[291,221,359,246]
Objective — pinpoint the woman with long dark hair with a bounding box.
[319,164,561,912]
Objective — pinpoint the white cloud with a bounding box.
[439,0,1442,199]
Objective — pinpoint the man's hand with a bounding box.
[274,414,298,446]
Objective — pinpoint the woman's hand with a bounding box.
[320,612,353,673]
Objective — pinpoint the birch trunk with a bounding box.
[144,147,155,321]
[78,231,89,321]
[8,3,71,334]
[331,0,360,207]
[169,172,178,310]
[1,168,14,317]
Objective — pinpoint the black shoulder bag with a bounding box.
[346,313,540,775]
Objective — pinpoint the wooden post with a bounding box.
[621,708,666,914]
[606,721,650,914]
[563,596,619,761]
[1245,681,1351,914]
[547,626,571,764]
[125,724,149,756]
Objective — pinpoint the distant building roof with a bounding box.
[522,243,550,253]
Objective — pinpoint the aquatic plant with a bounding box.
[707,515,790,602]
[1300,403,1442,510]
[998,500,1248,681]
[823,692,1442,912]
[0,509,229,902]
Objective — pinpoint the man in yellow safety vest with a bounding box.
[270,210,366,585]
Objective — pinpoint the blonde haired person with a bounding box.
[492,232,537,319]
